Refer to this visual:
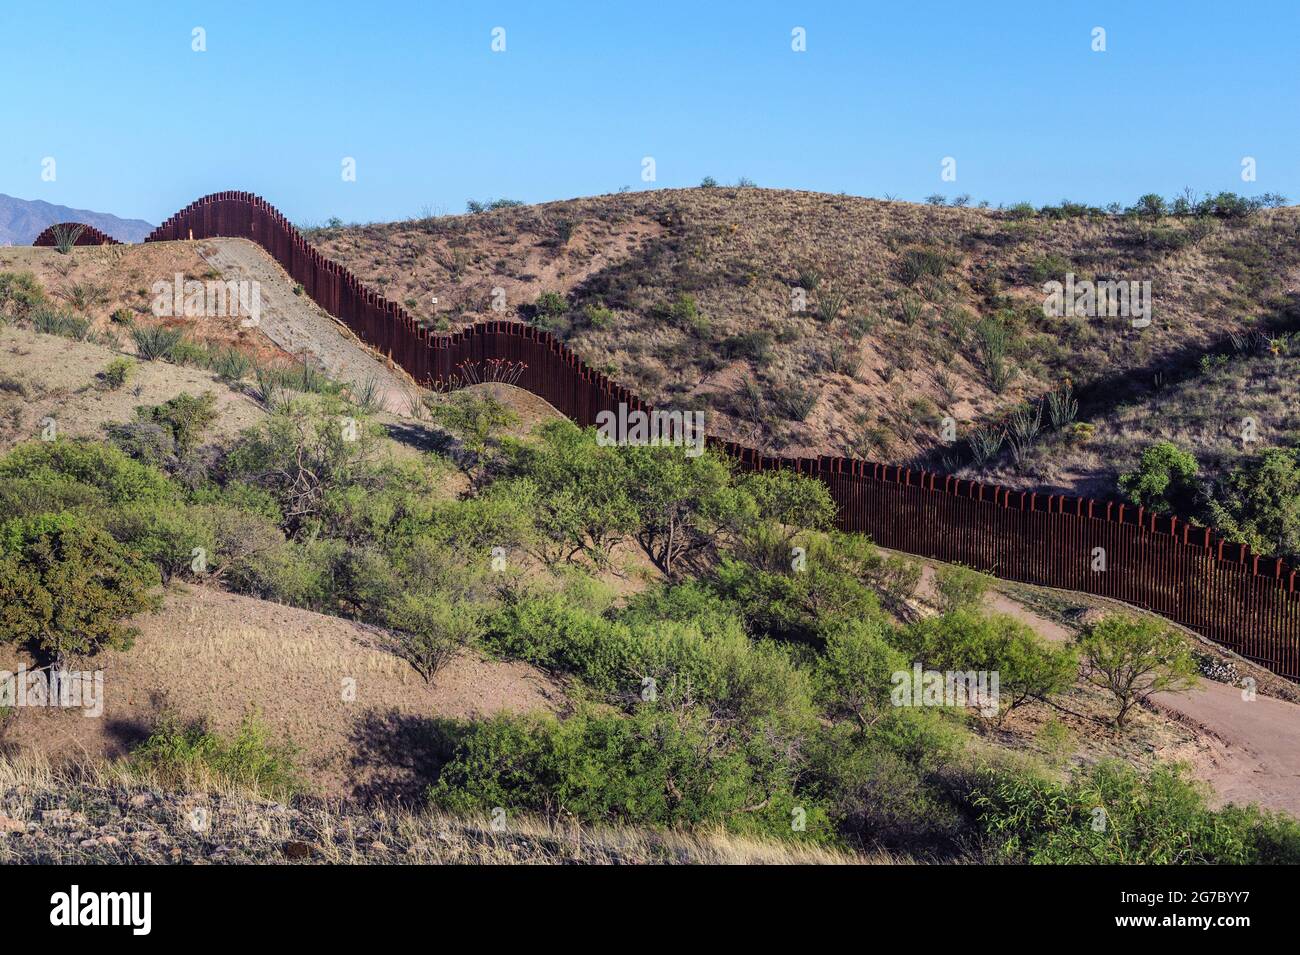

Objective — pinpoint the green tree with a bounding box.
[383,592,485,683]
[899,610,1077,722]
[738,469,837,547]
[222,398,374,534]
[1208,446,1300,561]
[0,513,161,664]
[815,619,907,731]
[427,392,518,484]
[502,421,637,565]
[1118,441,1199,515]
[1074,615,1198,728]
[624,444,736,576]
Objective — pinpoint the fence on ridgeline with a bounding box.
[32,192,1300,679]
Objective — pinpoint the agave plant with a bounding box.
[1007,402,1044,469]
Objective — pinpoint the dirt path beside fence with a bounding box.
[199,238,413,413]
[986,584,1300,817]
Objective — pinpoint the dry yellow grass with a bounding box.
[0,752,891,865]
[0,584,568,801]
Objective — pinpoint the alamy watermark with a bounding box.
[1042,272,1151,329]
[0,665,103,717]
[891,664,999,717]
[151,273,261,327]
[595,402,707,457]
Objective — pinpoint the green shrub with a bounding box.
[429,706,829,842]
[721,330,774,364]
[711,534,885,643]
[933,564,992,613]
[102,357,134,390]
[652,293,708,336]
[500,423,637,565]
[970,761,1300,864]
[105,503,214,582]
[975,315,1012,393]
[0,512,161,661]
[1118,441,1199,515]
[135,392,219,457]
[582,304,616,330]
[533,291,568,321]
[0,271,46,318]
[128,715,302,798]
[0,439,176,507]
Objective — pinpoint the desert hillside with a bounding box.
[3,275,1299,864]
[311,188,1300,498]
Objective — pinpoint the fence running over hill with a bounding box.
[32,223,122,247]
[39,192,1300,679]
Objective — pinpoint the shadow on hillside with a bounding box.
[1073,291,1300,422]
[345,708,463,806]
[101,716,156,758]
[382,421,454,455]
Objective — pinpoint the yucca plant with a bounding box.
[30,304,91,340]
[211,348,252,381]
[1007,403,1044,469]
[351,376,384,413]
[131,325,185,361]
[50,223,86,255]
[966,425,1005,468]
[1046,384,1079,430]
[253,365,285,410]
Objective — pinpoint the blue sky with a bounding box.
[2,0,1296,226]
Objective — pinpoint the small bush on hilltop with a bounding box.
[101,357,135,390]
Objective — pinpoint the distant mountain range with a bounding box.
[0,193,153,245]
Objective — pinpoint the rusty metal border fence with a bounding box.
[32,223,122,246]
[43,191,1300,679]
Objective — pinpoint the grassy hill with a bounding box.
[310,188,1300,499]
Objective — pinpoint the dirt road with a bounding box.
[986,587,1300,816]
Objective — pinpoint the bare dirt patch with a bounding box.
[0,324,266,451]
[0,585,567,802]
